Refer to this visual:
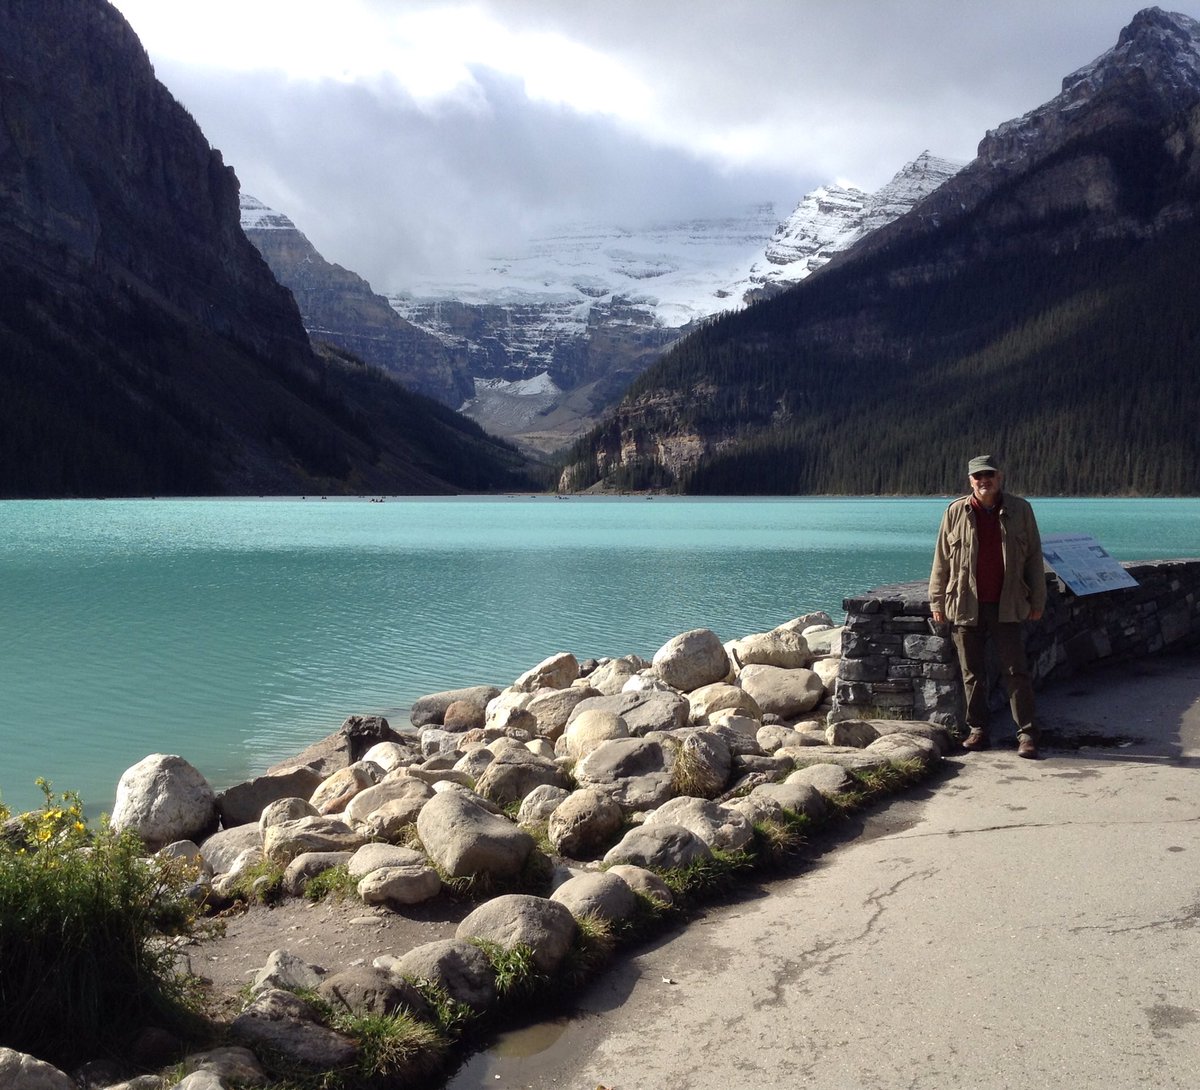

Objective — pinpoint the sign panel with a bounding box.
[1041,532,1138,596]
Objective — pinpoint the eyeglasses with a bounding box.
[971,471,996,480]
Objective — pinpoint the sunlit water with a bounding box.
[1,495,1195,814]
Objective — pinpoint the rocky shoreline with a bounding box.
[2,613,952,1090]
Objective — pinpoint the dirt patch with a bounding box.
[185,893,470,1019]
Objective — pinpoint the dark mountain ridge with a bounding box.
[0,0,535,497]
[560,7,1200,496]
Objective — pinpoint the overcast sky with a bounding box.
[110,0,1199,292]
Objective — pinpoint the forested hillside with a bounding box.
[559,11,1200,497]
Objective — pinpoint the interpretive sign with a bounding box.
[1041,532,1138,596]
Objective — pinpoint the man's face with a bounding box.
[970,468,1004,506]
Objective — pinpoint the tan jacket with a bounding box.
[929,493,1046,625]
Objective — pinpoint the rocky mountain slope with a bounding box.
[0,0,534,498]
[388,159,957,453]
[560,7,1200,496]
[240,196,474,407]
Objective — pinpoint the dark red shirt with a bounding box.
[972,495,1004,603]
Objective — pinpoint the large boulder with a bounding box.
[456,894,578,974]
[347,843,427,879]
[550,872,638,922]
[643,796,754,852]
[309,761,380,815]
[344,776,435,829]
[652,628,730,692]
[443,699,487,732]
[557,708,629,760]
[825,719,881,748]
[358,862,442,907]
[513,652,580,693]
[110,754,219,851]
[568,690,689,735]
[706,714,765,756]
[270,715,402,780]
[250,950,326,997]
[605,864,674,907]
[216,764,325,829]
[317,966,433,1021]
[416,790,534,880]
[474,749,570,808]
[738,665,825,718]
[573,738,674,813]
[525,686,596,741]
[517,784,570,825]
[584,656,649,695]
[602,823,713,870]
[749,781,828,821]
[359,740,418,772]
[282,851,354,896]
[802,625,843,657]
[0,1048,75,1090]
[387,938,497,1012]
[786,763,854,798]
[687,682,763,725]
[262,815,367,865]
[198,823,263,875]
[230,988,358,1070]
[546,788,624,860]
[410,686,502,729]
[726,629,812,671]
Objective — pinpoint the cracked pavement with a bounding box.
[447,653,1200,1090]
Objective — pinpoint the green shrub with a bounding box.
[0,780,202,1067]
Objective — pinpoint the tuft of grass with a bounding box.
[560,912,617,989]
[752,813,810,863]
[0,780,204,1068]
[226,857,287,905]
[660,845,756,904]
[407,979,476,1040]
[304,863,359,903]
[470,940,549,1003]
[829,758,927,814]
[665,735,719,798]
[336,1009,448,1087]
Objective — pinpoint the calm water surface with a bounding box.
[1,495,1196,813]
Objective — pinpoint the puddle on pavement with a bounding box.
[445,1016,583,1089]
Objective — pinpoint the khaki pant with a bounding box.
[951,602,1036,739]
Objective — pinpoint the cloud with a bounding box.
[112,0,1200,289]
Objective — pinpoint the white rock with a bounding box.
[738,665,825,718]
[110,753,218,851]
[652,628,730,693]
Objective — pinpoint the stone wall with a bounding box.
[831,559,1200,728]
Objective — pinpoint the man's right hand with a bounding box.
[931,611,945,625]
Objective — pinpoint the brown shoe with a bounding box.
[1017,733,1039,759]
[962,729,990,751]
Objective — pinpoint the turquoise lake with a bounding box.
[1,495,1196,814]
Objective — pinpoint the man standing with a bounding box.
[929,454,1047,758]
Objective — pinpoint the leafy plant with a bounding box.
[0,780,203,1066]
[304,863,359,902]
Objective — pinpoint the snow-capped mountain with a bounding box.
[731,152,964,301]
[390,155,959,450]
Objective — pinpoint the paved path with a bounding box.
[449,653,1200,1090]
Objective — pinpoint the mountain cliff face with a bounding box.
[240,196,474,406]
[560,7,1200,496]
[0,0,533,496]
